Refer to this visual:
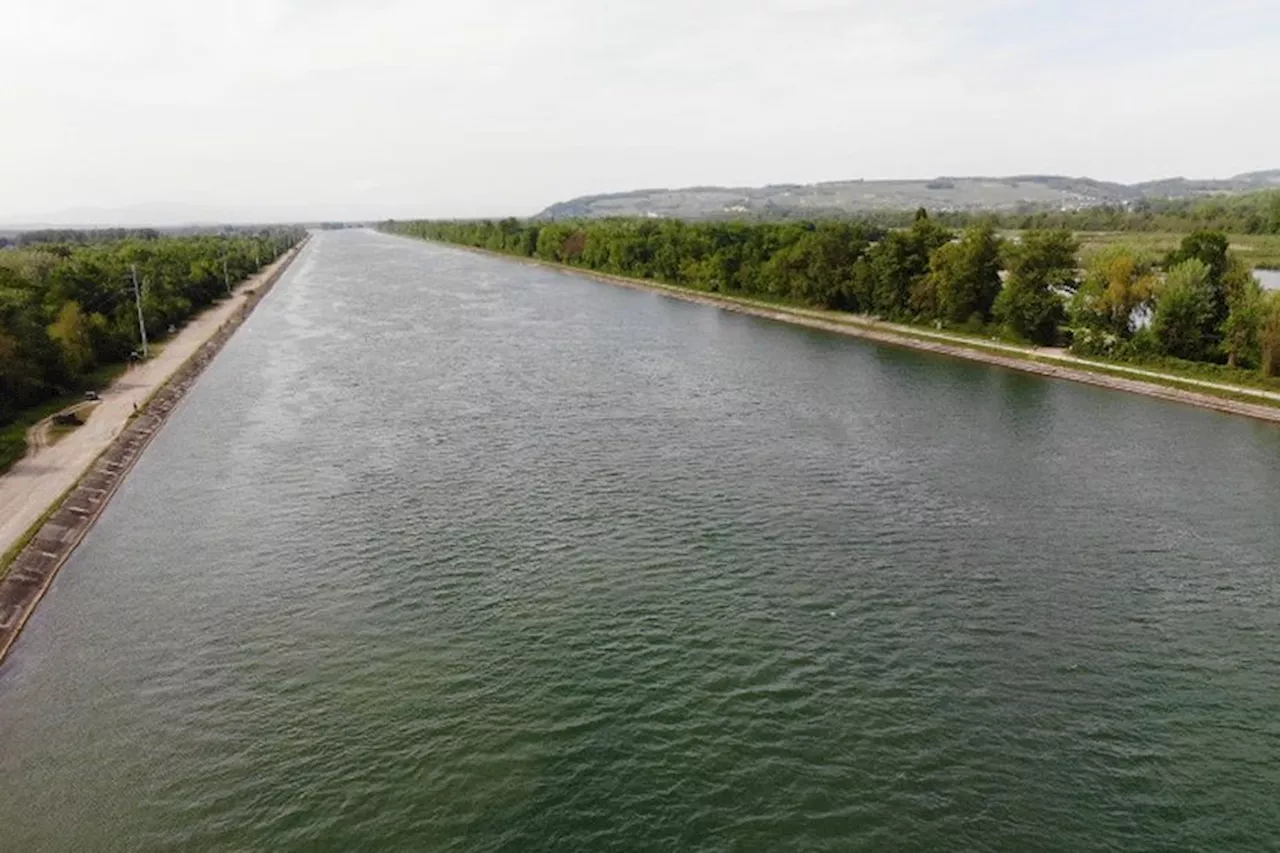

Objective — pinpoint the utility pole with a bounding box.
[131,264,149,359]
[223,257,232,295]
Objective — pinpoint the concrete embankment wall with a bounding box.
[0,237,310,666]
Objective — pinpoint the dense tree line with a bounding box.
[385,215,1280,377]
[891,190,1280,237]
[539,190,1280,237]
[1028,190,1280,237]
[9,228,163,247]
[1,229,303,431]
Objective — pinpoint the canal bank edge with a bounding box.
[0,237,310,667]
[428,240,1280,427]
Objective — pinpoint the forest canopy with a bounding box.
[0,229,303,434]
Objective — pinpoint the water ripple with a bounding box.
[1,230,1279,852]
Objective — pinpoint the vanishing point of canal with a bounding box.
[1,230,1278,852]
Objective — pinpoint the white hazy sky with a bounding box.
[2,0,1278,223]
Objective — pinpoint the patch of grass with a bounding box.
[1,400,71,474]
[1049,359,1280,409]
[1088,353,1280,393]
[1074,231,1280,270]
[0,363,127,475]
[0,430,25,476]
[47,402,100,445]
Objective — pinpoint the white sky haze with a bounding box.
[1,0,1278,222]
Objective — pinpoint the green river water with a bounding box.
[1,229,1278,852]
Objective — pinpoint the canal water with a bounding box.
[1,230,1278,852]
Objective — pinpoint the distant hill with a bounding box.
[536,171,1280,221]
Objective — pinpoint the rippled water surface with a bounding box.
[2,230,1279,852]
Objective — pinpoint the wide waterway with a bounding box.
[2,229,1279,852]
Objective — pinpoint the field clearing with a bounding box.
[1073,231,1280,269]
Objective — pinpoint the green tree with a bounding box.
[1269,194,1280,234]
[908,269,940,319]
[868,213,952,319]
[1166,229,1229,285]
[798,223,871,308]
[47,300,95,377]
[929,225,1003,324]
[1260,291,1280,377]
[1165,230,1231,332]
[1222,276,1264,368]
[868,232,920,318]
[993,229,1077,344]
[1070,246,1157,338]
[1220,254,1258,310]
[1153,259,1215,360]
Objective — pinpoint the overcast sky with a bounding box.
[2,0,1278,223]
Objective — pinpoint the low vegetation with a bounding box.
[1074,231,1280,272]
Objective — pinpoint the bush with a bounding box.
[0,428,28,475]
